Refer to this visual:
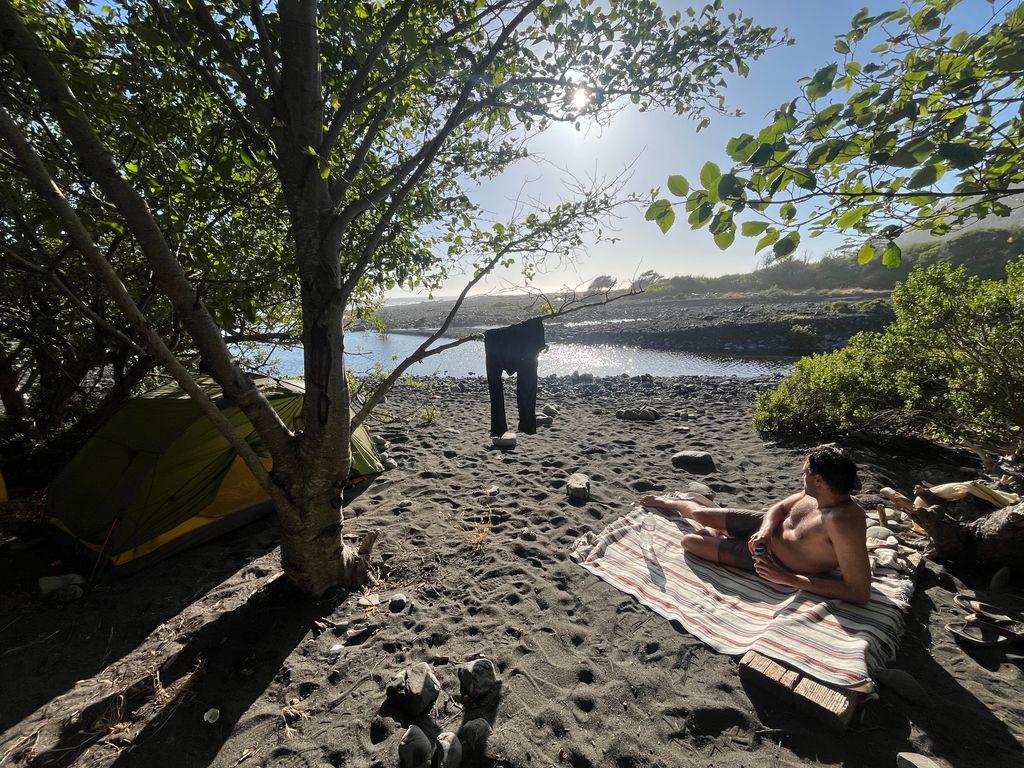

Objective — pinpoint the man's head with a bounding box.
[802,445,859,497]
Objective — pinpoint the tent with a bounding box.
[47,377,382,571]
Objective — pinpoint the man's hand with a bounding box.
[753,555,799,588]
[747,527,772,555]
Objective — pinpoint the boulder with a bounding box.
[432,732,462,768]
[671,450,717,473]
[399,725,432,768]
[457,719,492,755]
[458,658,501,702]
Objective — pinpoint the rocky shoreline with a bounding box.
[371,291,894,355]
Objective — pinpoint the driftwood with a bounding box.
[881,485,1024,570]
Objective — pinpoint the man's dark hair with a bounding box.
[807,445,859,495]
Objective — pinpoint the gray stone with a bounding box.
[542,403,559,416]
[371,435,389,451]
[459,658,500,702]
[866,525,895,540]
[389,593,408,611]
[457,718,492,755]
[566,473,591,501]
[399,725,432,768]
[384,457,399,471]
[53,584,84,603]
[432,732,463,768]
[482,485,500,496]
[990,565,1013,590]
[386,662,441,716]
[357,593,381,607]
[685,481,715,499]
[874,668,930,706]
[534,414,553,427]
[896,753,942,768]
[38,573,86,599]
[492,431,517,449]
[671,450,716,473]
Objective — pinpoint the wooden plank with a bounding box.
[738,650,800,703]
[793,676,859,732]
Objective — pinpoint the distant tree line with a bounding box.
[648,227,1023,296]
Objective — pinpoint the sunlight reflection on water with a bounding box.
[256,332,793,378]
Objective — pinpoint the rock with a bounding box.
[357,593,381,607]
[399,725,432,768]
[458,658,500,702]
[53,584,84,603]
[371,435,389,451]
[389,593,408,611]
[519,527,537,541]
[866,526,895,540]
[616,405,660,422]
[566,473,591,501]
[874,668,930,706]
[990,565,1012,590]
[491,431,517,449]
[443,449,458,458]
[631,480,662,493]
[685,481,715,499]
[896,753,942,768]
[384,457,399,471]
[38,573,86,599]
[542,404,559,416]
[432,732,462,768]
[482,485,499,496]
[534,414,553,427]
[457,718,492,755]
[671,450,717,473]
[385,662,441,716]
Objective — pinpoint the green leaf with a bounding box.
[755,228,780,253]
[713,227,735,250]
[907,165,939,189]
[773,231,800,258]
[780,201,796,220]
[699,161,721,189]
[726,133,757,162]
[881,242,902,268]
[688,202,713,228]
[667,175,689,197]
[748,143,775,166]
[834,39,850,54]
[837,206,869,229]
[741,221,768,236]
[857,242,875,264]
[656,207,675,234]
[645,199,671,221]
[937,142,986,170]
[806,63,838,100]
[715,173,740,201]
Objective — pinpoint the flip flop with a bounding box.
[953,594,1024,625]
[945,616,1024,647]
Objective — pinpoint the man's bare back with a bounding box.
[638,446,872,604]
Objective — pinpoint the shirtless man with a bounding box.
[639,445,871,605]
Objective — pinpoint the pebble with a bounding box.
[542,404,559,416]
[399,725,432,768]
[384,457,399,470]
[866,525,895,540]
[492,431,517,448]
[535,414,553,426]
[482,485,500,496]
[443,449,457,458]
[357,593,381,607]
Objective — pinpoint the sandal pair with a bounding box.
[946,594,1024,647]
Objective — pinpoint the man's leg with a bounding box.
[640,497,764,571]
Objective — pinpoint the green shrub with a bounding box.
[784,324,818,352]
[828,300,855,314]
[754,259,1024,452]
[854,298,890,314]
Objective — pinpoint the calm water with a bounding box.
[253,331,794,378]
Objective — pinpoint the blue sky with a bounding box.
[412,0,997,297]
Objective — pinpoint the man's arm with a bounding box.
[755,509,871,605]
[747,491,805,554]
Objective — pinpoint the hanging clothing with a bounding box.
[484,317,546,436]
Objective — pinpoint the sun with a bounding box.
[571,88,589,111]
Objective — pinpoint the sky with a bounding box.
[399,0,997,298]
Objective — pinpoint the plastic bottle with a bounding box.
[641,514,656,554]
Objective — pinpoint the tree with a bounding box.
[0,0,783,593]
[588,274,617,291]
[651,0,1024,267]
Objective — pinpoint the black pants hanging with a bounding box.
[484,317,545,436]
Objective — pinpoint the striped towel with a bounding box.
[571,505,916,691]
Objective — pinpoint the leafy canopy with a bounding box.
[650,0,1024,267]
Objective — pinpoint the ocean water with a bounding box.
[252,331,794,378]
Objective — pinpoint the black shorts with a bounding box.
[715,509,767,571]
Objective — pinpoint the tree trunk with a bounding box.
[910,500,1024,571]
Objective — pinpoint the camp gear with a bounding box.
[47,377,382,571]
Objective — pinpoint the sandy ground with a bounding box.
[1,376,1022,768]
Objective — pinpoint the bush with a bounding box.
[754,260,1024,452]
[784,324,818,352]
[828,300,855,314]
[855,298,890,314]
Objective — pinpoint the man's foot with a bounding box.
[638,495,696,518]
